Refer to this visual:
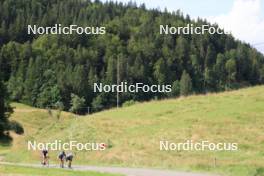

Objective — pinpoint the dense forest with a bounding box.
[0,0,264,114]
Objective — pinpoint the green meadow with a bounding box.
[0,164,121,176]
[1,86,264,176]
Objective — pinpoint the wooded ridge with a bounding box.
[0,0,264,114]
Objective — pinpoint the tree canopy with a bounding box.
[0,0,264,113]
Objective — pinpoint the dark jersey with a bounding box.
[66,153,73,161]
[58,152,66,160]
[42,150,48,157]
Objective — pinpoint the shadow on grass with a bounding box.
[254,168,264,176]
[0,121,24,147]
[0,133,13,147]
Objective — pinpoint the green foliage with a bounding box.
[168,80,181,97]
[8,121,24,135]
[54,101,64,111]
[180,70,192,96]
[226,59,237,86]
[5,86,264,176]
[0,74,23,141]
[92,94,105,112]
[0,75,11,137]
[154,58,168,84]
[7,75,23,101]
[69,93,86,114]
[0,0,263,113]
[53,101,64,120]
[254,168,264,176]
[0,164,121,176]
[122,100,138,107]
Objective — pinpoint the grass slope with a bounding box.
[1,86,264,176]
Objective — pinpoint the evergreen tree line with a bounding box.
[0,0,264,114]
[0,73,23,141]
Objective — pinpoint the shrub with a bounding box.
[122,100,138,107]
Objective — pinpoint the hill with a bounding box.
[0,0,264,113]
[1,86,264,176]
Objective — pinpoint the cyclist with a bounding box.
[65,152,74,168]
[41,149,49,166]
[58,151,66,168]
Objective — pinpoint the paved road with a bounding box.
[0,162,216,176]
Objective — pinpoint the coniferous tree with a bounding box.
[180,70,192,96]
[0,0,263,113]
[0,74,23,141]
[154,58,167,84]
[0,74,10,137]
[168,80,180,97]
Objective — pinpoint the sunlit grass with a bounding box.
[1,86,264,176]
[0,164,122,176]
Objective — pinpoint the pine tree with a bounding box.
[0,0,263,113]
[168,80,180,97]
[180,70,192,96]
[0,74,10,137]
[154,58,168,84]
[0,74,23,141]
[225,59,237,87]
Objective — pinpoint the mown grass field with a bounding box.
[0,164,121,176]
[1,86,264,176]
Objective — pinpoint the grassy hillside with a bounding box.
[1,86,264,176]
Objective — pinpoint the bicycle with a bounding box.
[41,156,49,167]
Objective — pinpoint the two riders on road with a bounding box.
[41,149,74,168]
